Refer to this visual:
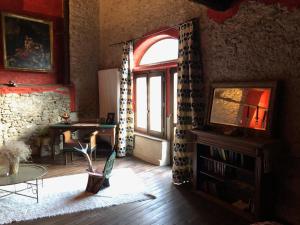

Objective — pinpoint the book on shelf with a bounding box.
[221,149,227,161]
[200,180,220,196]
[210,146,227,161]
[202,160,227,177]
[209,146,245,168]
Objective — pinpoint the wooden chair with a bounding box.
[86,150,116,194]
[62,130,98,165]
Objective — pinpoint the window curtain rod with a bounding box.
[109,17,199,47]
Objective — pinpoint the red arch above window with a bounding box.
[133,28,179,71]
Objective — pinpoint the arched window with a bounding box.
[134,29,178,138]
[139,38,178,65]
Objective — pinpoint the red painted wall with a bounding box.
[0,0,76,111]
[207,0,300,23]
[0,0,64,85]
[0,0,63,17]
[0,85,68,95]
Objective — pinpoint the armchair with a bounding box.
[61,130,98,165]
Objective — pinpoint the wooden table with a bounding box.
[49,123,116,160]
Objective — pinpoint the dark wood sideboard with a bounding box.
[189,129,280,221]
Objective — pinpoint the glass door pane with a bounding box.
[140,39,179,65]
[136,77,147,129]
[149,76,162,132]
[170,70,178,167]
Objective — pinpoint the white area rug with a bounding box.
[0,168,154,224]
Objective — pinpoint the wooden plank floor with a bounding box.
[13,155,249,225]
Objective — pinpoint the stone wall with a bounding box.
[98,1,300,223]
[202,3,300,223]
[69,0,100,119]
[202,2,300,150]
[99,0,205,69]
[0,88,70,154]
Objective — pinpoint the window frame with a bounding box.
[138,38,179,67]
[134,73,148,133]
[170,68,178,125]
[134,70,166,138]
[133,28,179,139]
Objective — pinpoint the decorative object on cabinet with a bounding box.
[2,13,53,72]
[206,81,278,137]
[60,112,70,124]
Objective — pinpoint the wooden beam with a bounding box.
[63,0,70,85]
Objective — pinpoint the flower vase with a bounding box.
[0,158,9,176]
[9,158,20,175]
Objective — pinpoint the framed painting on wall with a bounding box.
[1,13,53,72]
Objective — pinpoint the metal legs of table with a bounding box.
[0,179,43,203]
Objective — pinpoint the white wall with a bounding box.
[134,134,170,166]
[98,69,120,122]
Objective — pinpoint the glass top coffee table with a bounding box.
[0,164,47,203]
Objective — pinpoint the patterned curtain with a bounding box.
[172,20,205,184]
[116,41,134,157]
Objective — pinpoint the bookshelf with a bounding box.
[190,129,279,221]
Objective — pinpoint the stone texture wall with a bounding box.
[0,89,70,153]
[69,0,100,119]
[98,1,300,223]
[99,0,206,69]
[202,2,300,151]
[202,3,300,223]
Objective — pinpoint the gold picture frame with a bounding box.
[1,13,53,72]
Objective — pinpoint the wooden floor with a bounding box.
[14,155,249,225]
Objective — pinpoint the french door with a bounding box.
[134,71,165,138]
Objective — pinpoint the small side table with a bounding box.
[0,164,47,203]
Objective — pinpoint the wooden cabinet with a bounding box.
[190,129,279,221]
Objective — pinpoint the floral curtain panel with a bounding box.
[116,41,134,157]
[172,20,205,184]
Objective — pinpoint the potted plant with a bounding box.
[0,141,32,175]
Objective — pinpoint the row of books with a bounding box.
[199,180,221,197]
[201,159,235,177]
[199,179,255,213]
[209,146,244,166]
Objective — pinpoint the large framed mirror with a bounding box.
[207,81,278,136]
